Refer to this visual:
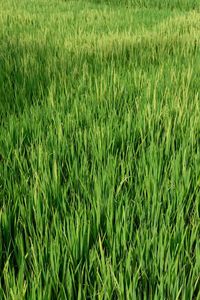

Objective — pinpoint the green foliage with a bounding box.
[92,0,199,10]
[0,1,200,299]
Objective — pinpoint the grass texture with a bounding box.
[0,0,200,299]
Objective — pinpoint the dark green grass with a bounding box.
[93,0,199,10]
[0,1,200,299]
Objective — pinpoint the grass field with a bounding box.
[0,0,200,299]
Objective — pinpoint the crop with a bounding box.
[0,1,200,299]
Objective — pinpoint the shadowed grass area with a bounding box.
[92,0,199,10]
[0,1,200,299]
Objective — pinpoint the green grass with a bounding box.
[0,0,200,299]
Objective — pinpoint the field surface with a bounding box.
[0,0,200,299]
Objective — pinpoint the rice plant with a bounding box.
[0,0,200,299]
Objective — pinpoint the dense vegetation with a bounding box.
[0,0,200,299]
